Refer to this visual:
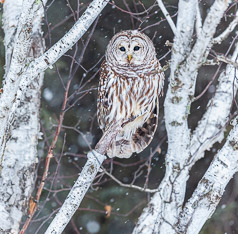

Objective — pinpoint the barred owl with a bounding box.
[97,30,164,158]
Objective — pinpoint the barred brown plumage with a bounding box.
[97,30,164,158]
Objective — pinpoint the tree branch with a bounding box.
[156,0,177,35]
[0,0,109,166]
[177,118,238,233]
[0,0,46,170]
[133,0,232,233]
[103,168,158,193]
[189,44,238,167]
[213,11,238,44]
[0,1,45,232]
[45,122,122,234]
[195,2,202,36]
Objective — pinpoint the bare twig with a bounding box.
[156,0,177,35]
[102,167,158,193]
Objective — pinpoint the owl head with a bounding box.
[105,30,157,67]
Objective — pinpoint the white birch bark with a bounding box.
[45,121,122,234]
[133,0,234,233]
[0,0,110,165]
[178,118,238,233]
[45,151,106,234]
[0,1,110,232]
[189,45,238,167]
[1,0,237,233]
[0,1,45,233]
[0,0,45,169]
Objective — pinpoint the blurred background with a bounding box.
[1,0,238,233]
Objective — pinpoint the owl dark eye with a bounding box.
[119,46,126,52]
[134,46,140,51]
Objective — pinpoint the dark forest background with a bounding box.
[1,0,238,233]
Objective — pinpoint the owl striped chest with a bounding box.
[104,68,159,121]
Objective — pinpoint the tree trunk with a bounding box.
[0,1,45,232]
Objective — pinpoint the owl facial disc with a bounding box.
[105,30,156,67]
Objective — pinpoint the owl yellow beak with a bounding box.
[128,54,132,62]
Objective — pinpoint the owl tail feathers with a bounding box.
[106,110,158,158]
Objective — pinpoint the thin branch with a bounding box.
[102,168,158,193]
[156,0,177,35]
[213,11,238,44]
[0,0,110,164]
[216,54,238,68]
[45,122,122,234]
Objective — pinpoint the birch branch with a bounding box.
[177,118,238,233]
[156,0,177,35]
[195,2,202,36]
[169,0,197,78]
[213,11,238,44]
[133,1,197,232]
[45,122,122,234]
[134,1,232,233]
[189,44,238,167]
[45,150,105,234]
[0,0,109,166]
[2,0,22,71]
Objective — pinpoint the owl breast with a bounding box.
[108,71,157,129]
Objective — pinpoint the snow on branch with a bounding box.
[45,122,122,234]
[178,118,238,233]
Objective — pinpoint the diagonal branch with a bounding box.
[0,0,109,172]
[178,118,238,233]
[45,122,122,234]
[189,43,238,167]
[195,2,202,36]
[213,10,238,44]
[156,0,177,35]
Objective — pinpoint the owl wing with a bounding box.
[131,61,165,154]
[157,60,165,97]
[97,60,110,131]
